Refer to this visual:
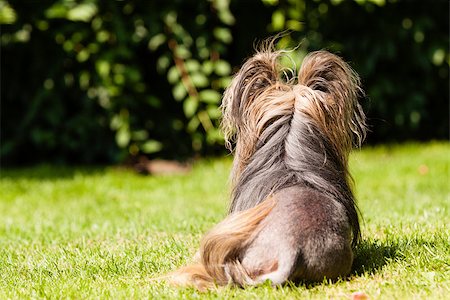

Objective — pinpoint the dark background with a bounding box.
[1,0,448,166]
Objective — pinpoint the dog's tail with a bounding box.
[168,196,275,290]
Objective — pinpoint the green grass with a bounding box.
[1,142,449,299]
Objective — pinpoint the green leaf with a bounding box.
[202,61,214,75]
[79,71,90,90]
[213,0,235,25]
[218,76,232,88]
[207,105,222,119]
[131,130,148,141]
[213,27,232,44]
[261,0,279,5]
[172,82,187,101]
[126,67,141,83]
[157,56,171,73]
[432,48,445,66]
[116,126,130,148]
[96,30,109,43]
[286,20,303,31]
[187,116,200,133]
[67,3,98,22]
[164,11,177,26]
[175,45,191,59]
[148,33,166,51]
[272,9,285,30]
[113,73,125,85]
[147,96,161,108]
[198,48,209,59]
[214,60,231,76]
[206,128,223,144]
[199,90,221,104]
[218,10,235,26]
[167,66,180,84]
[110,115,122,130]
[0,1,17,24]
[185,60,201,72]
[45,3,68,19]
[190,72,209,87]
[76,49,90,62]
[183,97,198,118]
[141,140,163,154]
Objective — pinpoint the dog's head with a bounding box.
[221,43,366,178]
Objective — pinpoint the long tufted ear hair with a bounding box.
[296,51,367,163]
[221,41,281,145]
[221,41,295,182]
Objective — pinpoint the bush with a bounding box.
[265,0,449,143]
[1,0,448,165]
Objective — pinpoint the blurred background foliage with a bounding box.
[1,0,448,165]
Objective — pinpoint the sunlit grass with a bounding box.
[1,142,449,299]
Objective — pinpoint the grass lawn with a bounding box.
[1,142,449,299]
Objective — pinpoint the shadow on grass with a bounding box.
[276,239,402,290]
[289,238,400,289]
[352,238,401,276]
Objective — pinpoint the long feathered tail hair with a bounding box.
[167,42,366,290]
[169,197,275,290]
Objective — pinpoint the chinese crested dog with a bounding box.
[169,42,367,290]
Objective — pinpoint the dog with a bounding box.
[168,40,367,290]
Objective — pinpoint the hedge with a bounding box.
[1,0,448,165]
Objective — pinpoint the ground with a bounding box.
[0,142,449,299]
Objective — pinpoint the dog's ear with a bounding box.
[221,47,281,146]
[227,50,279,116]
[297,51,367,152]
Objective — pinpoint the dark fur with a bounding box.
[168,41,366,290]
